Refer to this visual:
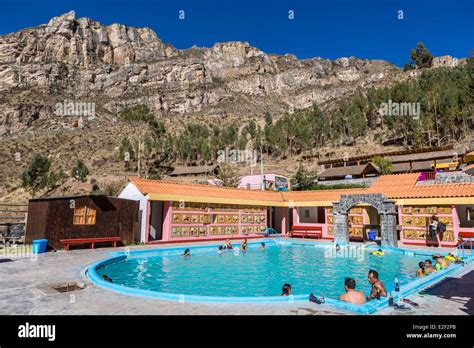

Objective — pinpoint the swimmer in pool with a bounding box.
[433,254,449,270]
[371,249,384,256]
[366,270,387,300]
[281,283,292,296]
[183,248,190,257]
[424,259,436,273]
[416,262,426,277]
[260,242,265,251]
[339,278,366,304]
[241,238,248,252]
[102,275,113,283]
[223,240,233,250]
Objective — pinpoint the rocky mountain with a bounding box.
[0,11,403,136]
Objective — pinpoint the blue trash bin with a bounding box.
[368,230,377,241]
[32,239,48,254]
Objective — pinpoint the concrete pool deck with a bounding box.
[0,240,473,315]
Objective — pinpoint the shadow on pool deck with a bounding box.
[419,270,474,315]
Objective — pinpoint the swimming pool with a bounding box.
[86,239,463,314]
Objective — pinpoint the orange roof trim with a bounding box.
[129,173,474,205]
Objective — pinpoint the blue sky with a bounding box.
[1,0,473,66]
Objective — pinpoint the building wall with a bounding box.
[160,201,267,242]
[296,207,319,223]
[457,205,474,228]
[118,182,147,242]
[25,196,139,250]
[398,205,458,247]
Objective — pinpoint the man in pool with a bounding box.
[183,248,190,257]
[281,283,292,296]
[424,259,436,273]
[339,278,366,304]
[102,275,113,283]
[260,242,265,251]
[366,270,387,300]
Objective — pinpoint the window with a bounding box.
[305,210,310,218]
[73,206,96,225]
[468,208,474,221]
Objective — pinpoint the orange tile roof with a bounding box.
[129,173,474,205]
[130,177,280,203]
[366,173,474,199]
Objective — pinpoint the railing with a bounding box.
[264,227,281,237]
[456,238,474,259]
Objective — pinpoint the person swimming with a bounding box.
[424,259,436,273]
[416,262,426,277]
[445,253,462,263]
[260,242,265,251]
[371,249,384,256]
[281,283,292,296]
[241,238,248,252]
[339,278,366,305]
[335,244,341,252]
[366,270,387,300]
[223,240,233,250]
[433,254,449,270]
[183,248,191,257]
[102,275,113,283]
[217,245,224,254]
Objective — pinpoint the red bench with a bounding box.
[60,237,121,251]
[289,225,322,239]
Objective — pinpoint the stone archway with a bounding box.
[332,193,398,247]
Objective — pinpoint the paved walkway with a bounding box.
[0,241,472,315]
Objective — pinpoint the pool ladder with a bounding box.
[264,227,281,238]
[456,238,473,261]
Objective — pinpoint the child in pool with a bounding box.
[416,262,426,277]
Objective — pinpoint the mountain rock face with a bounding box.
[0,11,402,136]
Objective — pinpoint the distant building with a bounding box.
[169,164,219,177]
[316,146,466,181]
[238,174,290,191]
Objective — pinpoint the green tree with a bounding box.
[291,164,317,191]
[47,170,68,190]
[71,160,89,182]
[371,156,393,175]
[214,163,241,187]
[410,42,433,69]
[119,104,156,176]
[21,153,51,197]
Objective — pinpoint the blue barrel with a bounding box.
[368,230,377,241]
[32,239,48,254]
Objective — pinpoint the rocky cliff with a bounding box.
[0,11,402,136]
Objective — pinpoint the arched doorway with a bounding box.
[332,194,398,247]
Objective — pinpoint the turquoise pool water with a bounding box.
[96,242,424,299]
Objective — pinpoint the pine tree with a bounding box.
[71,160,89,182]
[21,153,51,197]
[410,42,433,69]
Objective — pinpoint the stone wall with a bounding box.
[435,171,474,184]
[316,177,377,187]
[332,193,398,247]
